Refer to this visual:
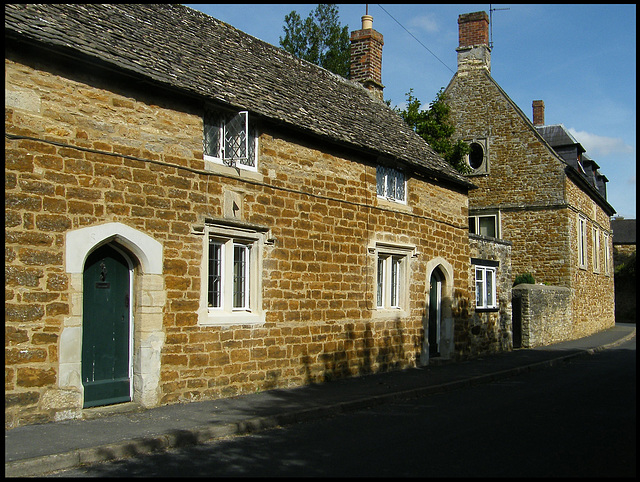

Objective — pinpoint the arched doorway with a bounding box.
[421,258,454,366]
[428,268,444,357]
[82,244,133,408]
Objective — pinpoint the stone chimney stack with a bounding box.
[532,100,545,126]
[456,11,491,73]
[350,14,384,101]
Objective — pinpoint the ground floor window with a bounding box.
[475,265,497,310]
[371,242,415,313]
[200,221,268,326]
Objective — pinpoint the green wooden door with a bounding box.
[82,245,131,408]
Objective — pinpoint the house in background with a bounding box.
[6,4,490,429]
[444,11,616,346]
[610,217,636,323]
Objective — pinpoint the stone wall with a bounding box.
[5,48,474,427]
[512,284,572,348]
[465,234,513,356]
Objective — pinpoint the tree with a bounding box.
[279,4,350,78]
[395,88,471,174]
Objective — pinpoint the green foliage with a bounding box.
[615,251,636,280]
[279,4,350,78]
[513,272,536,286]
[394,88,471,174]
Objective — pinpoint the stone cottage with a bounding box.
[444,12,616,345]
[5,4,483,428]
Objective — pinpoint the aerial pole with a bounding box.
[489,4,510,49]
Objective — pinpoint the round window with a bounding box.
[468,142,484,169]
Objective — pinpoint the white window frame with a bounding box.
[204,109,258,172]
[371,242,414,314]
[200,223,265,326]
[469,213,499,238]
[578,215,588,269]
[376,165,406,203]
[603,232,611,276]
[592,227,600,273]
[475,265,497,310]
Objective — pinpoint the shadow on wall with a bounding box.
[296,316,421,386]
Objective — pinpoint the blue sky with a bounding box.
[185,4,636,219]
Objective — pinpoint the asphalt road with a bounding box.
[48,335,636,477]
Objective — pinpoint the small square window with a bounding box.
[376,165,406,203]
[469,214,498,238]
[204,109,257,171]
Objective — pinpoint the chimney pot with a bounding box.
[350,14,384,101]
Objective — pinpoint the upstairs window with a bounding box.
[204,109,257,171]
[603,232,611,276]
[376,165,406,203]
[592,227,600,273]
[578,215,588,269]
[469,214,499,238]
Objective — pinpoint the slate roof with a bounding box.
[611,219,636,245]
[4,3,473,188]
[535,124,585,153]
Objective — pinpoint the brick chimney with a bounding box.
[350,14,384,101]
[532,100,545,126]
[456,11,491,73]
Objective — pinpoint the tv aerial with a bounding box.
[489,5,510,49]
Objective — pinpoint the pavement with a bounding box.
[5,323,636,477]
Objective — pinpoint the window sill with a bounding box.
[372,308,409,319]
[202,311,265,327]
[376,197,411,212]
[204,158,263,183]
[475,307,499,313]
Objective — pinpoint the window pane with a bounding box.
[242,128,256,167]
[395,171,405,201]
[225,112,248,161]
[469,217,476,234]
[233,245,248,309]
[376,166,385,197]
[475,268,483,308]
[486,269,494,307]
[390,257,400,307]
[208,241,222,307]
[203,111,222,158]
[478,216,496,237]
[386,168,395,198]
[376,257,384,307]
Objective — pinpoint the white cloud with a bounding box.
[568,128,635,157]
[408,15,439,34]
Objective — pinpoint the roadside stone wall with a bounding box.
[512,284,572,348]
[5,50,473,427]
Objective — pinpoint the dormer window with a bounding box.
[204,109,257,171]
[376,165,406,203]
